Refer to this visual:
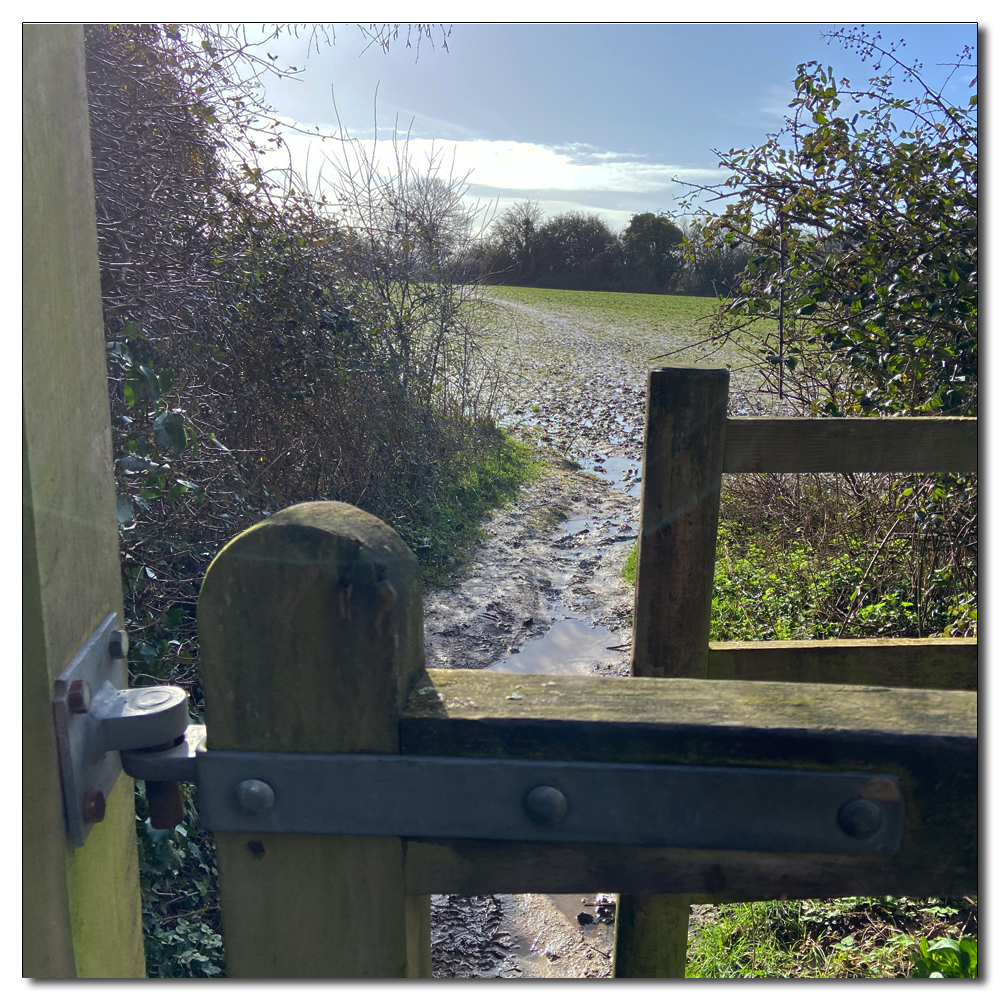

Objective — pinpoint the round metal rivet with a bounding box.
[837,798,883,839]
[524,785,568,826]
[236,779,275,817]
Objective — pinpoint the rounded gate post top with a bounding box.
[196,500,427,756]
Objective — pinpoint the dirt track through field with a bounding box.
[425,295,739,977]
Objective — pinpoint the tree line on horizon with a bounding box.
[465,203,751,297]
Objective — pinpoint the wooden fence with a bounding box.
[193,364,976,977]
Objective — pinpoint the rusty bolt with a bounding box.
[82,791,106,825]
[109,630,129,660]
[67,680,92,715]
[146,781,185,830]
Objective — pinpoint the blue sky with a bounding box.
[249,21,978,231]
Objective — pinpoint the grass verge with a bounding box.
[686,897,977,979]
[392,427,539,585]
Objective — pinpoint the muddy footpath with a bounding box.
[424,299,727,977]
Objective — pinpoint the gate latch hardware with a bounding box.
[52,613,190,847]
[122,726,906,857]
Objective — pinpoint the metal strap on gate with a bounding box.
[150,736,904,856]
[55,620,904,855]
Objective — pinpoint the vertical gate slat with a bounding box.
[615,365,729,978]
[197,502,430,977]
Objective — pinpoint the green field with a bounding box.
[481,285,768,377]
[485,284,721,326]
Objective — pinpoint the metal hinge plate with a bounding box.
[123,732,905,855]
[52,614,190,846]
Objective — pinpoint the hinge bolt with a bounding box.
[109,630,129,660]
[146,780,185,830]
[67,680,92,715]
[82,790,106,825]
[524,785,568,826]
[837,798,883,839]
[236,779,275,817]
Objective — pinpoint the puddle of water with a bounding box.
[489,617,621,675]
[577,455,642,497]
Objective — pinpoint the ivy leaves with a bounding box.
[109,332,205,519]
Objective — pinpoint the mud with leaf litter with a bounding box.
[423,295,747,977]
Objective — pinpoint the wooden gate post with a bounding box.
[197,502,431,977]
[615,364,729,978]
[23,24,145,978]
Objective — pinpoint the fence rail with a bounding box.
[707,637,977,690]
[723,416,977,473]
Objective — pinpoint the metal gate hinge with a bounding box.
[52,613,190,847]
[121,725,906,857]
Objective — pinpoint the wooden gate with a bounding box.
[190,365,976,977]
[24,26,976,979]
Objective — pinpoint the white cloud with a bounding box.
[253,118,728,229]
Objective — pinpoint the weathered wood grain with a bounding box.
[708,638,977,691]
[23,25,144,978]
[403,670,975,759]
[631,364,729,679]
[402,837,974,900]
[723,417,977,473]
[627,364,729,975]
[197,502,430,977]
[613,895,689,978]
[399,669,977,899]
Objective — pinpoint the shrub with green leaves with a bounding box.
[909,937,977,978]
[692,28,976,418]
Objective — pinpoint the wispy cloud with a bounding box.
[254,118,729,228]
[261,125,726,192]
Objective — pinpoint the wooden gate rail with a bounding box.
[723,416,977,473]
[707,638,977,690]
[399,669,976,900]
